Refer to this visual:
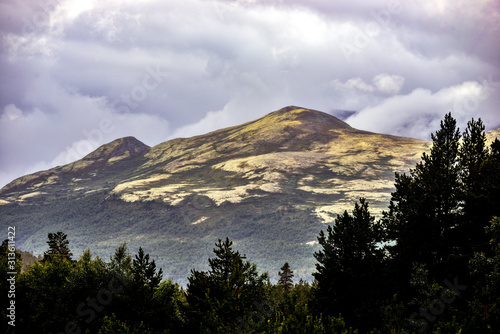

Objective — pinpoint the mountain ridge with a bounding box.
[0,106,428,208]
[1,106,498,284]
[4,106,498,198]
[0,107,362,199]
[1,136,150,194]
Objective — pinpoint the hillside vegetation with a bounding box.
[0,107,436,283]
[2,112,499,333]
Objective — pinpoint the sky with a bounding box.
[0,0,499,188]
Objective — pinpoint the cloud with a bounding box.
[373,74,405,95]
[346,80,500,139]
[330,74,405,95]
[2,104,23,121]
[331,77,375,93]
[0,0,499,187]
[0,78,170,187]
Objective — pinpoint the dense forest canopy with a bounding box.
[1,113,499,333]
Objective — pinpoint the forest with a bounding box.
[1,113,499,333]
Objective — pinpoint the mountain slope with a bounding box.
[1,136,150,202]
[0,106,456,284]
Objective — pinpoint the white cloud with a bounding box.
[2,104,23,121]
[330,74,405,95]
[373,74,405,95]
[0,0,499,187]
[331,77,375,93]
[347,80,499,139]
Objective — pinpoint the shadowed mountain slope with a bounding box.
[4,106,495,285]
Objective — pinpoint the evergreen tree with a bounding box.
[126,247,163,327]
[278,262,294,292]
[459,118,488,193]
[482,139,500,223]
[17,254,75,333]
[150,279,187,332]
[43,231,73,262]
[313,198,384,329]
[186,238,269,333]
[131,247,162,291]
[384,113,462,282]
[469,217,500,332]
[457,118,491,256]
[109,242,132,279]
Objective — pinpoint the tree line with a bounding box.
[1,113,499,333]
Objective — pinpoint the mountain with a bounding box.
[1,136,150,195]
[486,127,500,144]
[3,106,492,284]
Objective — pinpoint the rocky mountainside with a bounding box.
[3,106,494,284]
[0,107,429,213]
[1,136,150,195]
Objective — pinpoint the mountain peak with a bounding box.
[82,136,150,161]
[266,106,352,129]
[0,137,150,194]
[61,136,150,174]
[0,106,433,284]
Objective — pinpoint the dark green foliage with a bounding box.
[313,198,384,329]
[131,247,163,292]
[384,113,463,281]
[469,217,500,331]
[109,242,132,278]
[93,314,152,334]
[380,113,500,332]
[457,118,493,258]
[124,247,164,328]
[17,256,76,333]
[482,138,500,223]
[186,237,269,333]
[43,231,73,261]
[278,262,294,291]
[5,113,500,333]
[149,279,187,332]
[10,234,185,334]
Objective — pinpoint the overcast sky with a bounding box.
[1,0,499,188]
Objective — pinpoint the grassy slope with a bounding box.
[0,107,453,285]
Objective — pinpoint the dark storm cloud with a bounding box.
[1,0,499,187]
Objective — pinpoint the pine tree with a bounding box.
[459,118,488,194]
[313,198,383,329]
[469,217,500,331]
[482,139,500,225]
[109,242,132,278]
[125,247,163,326]
[457,118,491,256]
[278,262,294,291]
[43,232,73,262]
[131,247,162,291]
[186,238,269,333]
[384,113,462,280]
